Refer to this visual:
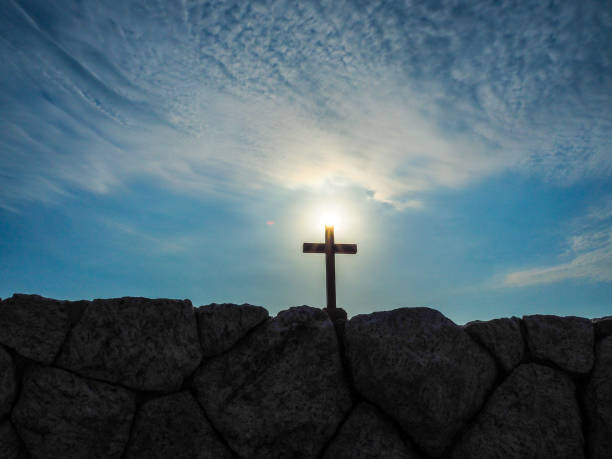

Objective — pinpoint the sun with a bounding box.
[317,209,342,229]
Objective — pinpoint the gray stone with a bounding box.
[344,308,497,457]
[0,421,20,459]
[196,303,268,358]
[451,363,584,458]
[11,366,135,459]
[593,316,612,340]
[322,402,421,459]
[0,346,17,417]
[523,314,594,374]
[584,335,612,458]
[194,306,352,459]
[0,294,70,364]
[125,391,233,459]
[464,317,525,372]
[56,297,202,391]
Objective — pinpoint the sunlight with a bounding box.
[318,210,341,228]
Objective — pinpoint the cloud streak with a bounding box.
[504,197,612,287]
[1,0,611,211]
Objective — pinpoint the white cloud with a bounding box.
[1,0,610,210]
[504,198,612,287]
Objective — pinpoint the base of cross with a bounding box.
[323,307,347,323]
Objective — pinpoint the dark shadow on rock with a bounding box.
[194,306,352,458]
[344,307,497,457]
[449,363,584,458]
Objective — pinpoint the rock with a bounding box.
[56,297,202,391]
[196,303,268,358]
[584,335,612,458]
[344,308,497,457]
[322,402,421,459]
[523,315,594,374]
[0,346,17,417]
[125,391,233,459]
[451,363,584,458]
[11,366,135,459]
[0,421,21,459]
[194,306,352,459]
[464,317,525,372]
[593,316,612,340]
[0,294,70,364]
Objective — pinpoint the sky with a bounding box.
[1,0,611,324]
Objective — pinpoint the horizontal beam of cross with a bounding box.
[302,243,357,254]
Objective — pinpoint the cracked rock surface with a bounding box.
[196,303,269,358]
[451,363,584,458]
[11,366,135,459]
[322,402,421,459]
[584,335,612,458]
[344,308,497,457]
[0,294,70,364]
[0,346,16,417]
[0,421,21,459]
[593,316,612,340]
[125,391,234,459]
[464,317,525,372]
[523,314,594,374]
[194,306,352,459]
[56,297,202,391]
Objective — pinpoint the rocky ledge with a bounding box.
[0,294,610,459]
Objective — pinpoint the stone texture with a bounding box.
[584,335,612,458]
[0,421,21,459]
[322,402,421,459]
[464,317,525,372]
[344,308,497,457]
[11,366,135,459]
[196,303,268,358]
[0,346,17,417]
[0,294,70,364]
[56,297,202,391]
[523,314,594,374]
[125,391,233,459]
[194,306,352,459]
[451,363,584,458]
[593,316,612,340]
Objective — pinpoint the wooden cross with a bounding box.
[303,225,357,311]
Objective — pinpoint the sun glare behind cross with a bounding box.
[317,210,341,230]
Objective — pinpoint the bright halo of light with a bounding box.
[318,210,342,229]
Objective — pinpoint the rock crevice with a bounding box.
[0,293,609,459]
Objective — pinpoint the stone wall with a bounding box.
[0,293,610,459]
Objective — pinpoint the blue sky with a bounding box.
[1,0,611,323]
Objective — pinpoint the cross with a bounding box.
[303,225,357,312]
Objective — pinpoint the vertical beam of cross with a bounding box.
[303,225,357,311]
[325,225,336,310]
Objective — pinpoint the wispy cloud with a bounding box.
[504,196,612,287]
[1,0,610,210]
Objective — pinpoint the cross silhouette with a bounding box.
[303,225,357,312]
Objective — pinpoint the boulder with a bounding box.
[593,316,612,340]
[344,308,497,457]
[451,363,584,458]
[464,317,525,372]
[56,297,202,391]
[196,303,268,358]
[0,346,17,417]
[523,315,594,374]
[194,306,352,459]
[584,335,612,458]
[0,421,20,459]
[0,294,70,364]
[11,366,135,459]
[322,402,421,459]
[125,391,233,459]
